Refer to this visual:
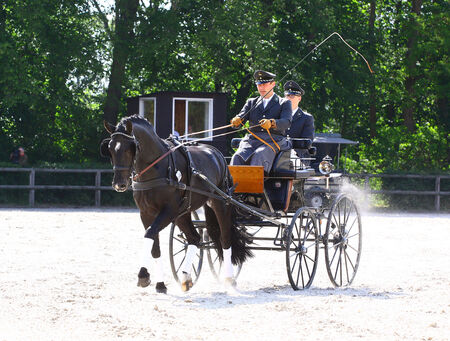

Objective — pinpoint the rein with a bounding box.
[131,124,261,181]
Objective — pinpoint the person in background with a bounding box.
[284,80,314,165]
[10,147,28,166]
[230,70,292,173]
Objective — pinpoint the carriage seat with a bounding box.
[230,138,315,179]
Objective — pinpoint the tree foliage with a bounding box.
[0,0,448,172]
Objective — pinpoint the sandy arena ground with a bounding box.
[0,208,449,341]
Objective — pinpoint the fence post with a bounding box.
[95,171,101,207]
[435,176,441,211]
[29,169,35,207]
[364,175,369,191]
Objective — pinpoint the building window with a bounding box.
[139,98,156,127]
[173,98,213,140]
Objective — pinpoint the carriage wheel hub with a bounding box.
[297,246,307,254]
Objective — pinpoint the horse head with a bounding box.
[101,119,137,192]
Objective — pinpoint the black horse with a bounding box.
[101,115,251,293]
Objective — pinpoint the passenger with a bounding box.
[230,70,292,173]
[284,80,315,165]
[9,147,28,166]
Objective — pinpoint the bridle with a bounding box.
[110,131,137,172]
[110,130,175,181]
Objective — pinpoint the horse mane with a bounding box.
[116,115,153,134]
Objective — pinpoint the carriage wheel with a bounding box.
[285,207,319,290]
[324,193,362,287]
[205,230,242,281]
[169,211,204,284]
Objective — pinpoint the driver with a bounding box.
[230,70,292,173]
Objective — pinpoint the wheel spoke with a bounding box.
[328,240,344,249]
[345,216,358,236]
[304,241,317,250]
[192,263,199,277]
[341,200,347,227]
[347,243,360,253]
[329,244,339,267]
[347,232,360,240]
[344,248,356,272]
[175,254,187,273]
[344,200,354,226]
[333,247,341,280]
[291,253,300,273]
[344,247,350,283]
[295,220,301,239]
[333,247,343,285]
[302,222,313,242]
[173,247,186,257]
[173,236,186,245]
[303,254,312,278]
[338,202,341,228]
[296,254,303,287]
[339,247,343,286]
[304,253,315,263]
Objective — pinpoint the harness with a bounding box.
[131,137,212,216]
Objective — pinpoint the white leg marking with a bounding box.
[180,244,198,274]
[153,256,164,283]
[140,237,154,271]
[222,247,234,278]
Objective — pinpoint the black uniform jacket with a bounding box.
[287,108,314,158]
[237,93,292,136]
[287,108,314,140]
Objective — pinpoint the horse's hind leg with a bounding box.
[174,213,201,292]
[205,200,235,286]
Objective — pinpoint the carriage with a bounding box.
[168,134,362,290]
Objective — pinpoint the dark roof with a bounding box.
[313,133,358,145]
[127,91,228,100]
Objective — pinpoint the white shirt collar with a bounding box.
[262,94,274,108]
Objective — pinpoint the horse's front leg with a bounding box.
[138,208,175,293]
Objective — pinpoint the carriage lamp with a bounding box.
[319,155,335,175]
[319,155,335,190]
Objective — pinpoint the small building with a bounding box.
[126,91,229,155]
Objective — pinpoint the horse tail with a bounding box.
[229,205,254,265]
[203,204,223,261]
[225,164,253,265]
[203,204,253,266]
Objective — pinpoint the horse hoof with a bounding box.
[181,279,193,292]
[180,272,193,292]
[156,282,167,294]
[137,276,151,287]
[137,267,150,287]
[224,277,237,288]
